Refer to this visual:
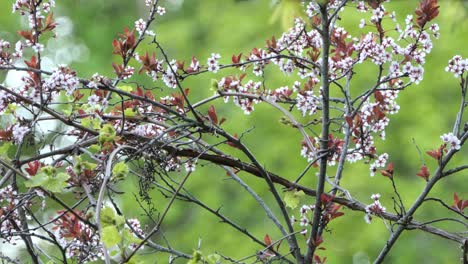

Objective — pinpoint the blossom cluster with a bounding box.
[11,124,30,143]
[12,0,56,15]
[44,65,80,95]
[445,55,468,77]
[364,194,386,224]
[291,204,315,236]
[0,185,22,243]
[216,76,262,114]
[207,53,221,73]
[126,218,146,250]
[296,89,321,116]
[440,132,461,151]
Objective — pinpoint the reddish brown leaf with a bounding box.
[186,56,199,73]
[44,12,57,31]
[320,193,334,205]
[266,36,277,50]
[219,117,227,126]
[314,255,327,264]
[451,193,468,213]
[231,53,242,64]
[312,236,324,247]
[168,131,177,138]
[138,52,158,74]
[112,62,122,77]
[134,86,144,97]
[171,92,185,109]
[25,161,41,176]
[415,0,439,28]
[454,193,460,204]
[366,0,385,9]
[207,105,218,125]
[276,239,282,252]
[24,56,38,69]
[112,39,122,56]
[73,90,84,101]
[264,234,272,246]
[18,30,33,42]
[327,204,344,221]
[0,129,13,141]
[227,133,240,149]
[345,116,353,128]
[374,91,384,103]
[380,163,394,178]
[416,165,430,181]
[176,60,185,70]
[426,145,444,161]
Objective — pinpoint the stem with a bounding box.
[305,4,331,263]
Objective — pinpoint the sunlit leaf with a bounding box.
[284,189,305,209]
[102,225,121,247]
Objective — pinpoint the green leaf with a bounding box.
[100,206,125,227]
[74,156,97,172]
[117,85,134,92]
[88,144,101,154]
[6,103,17,113]
[56,91,73,116]
[112,162,129,181]
[99,124,116,144]
[91,118,102,130]
[0,142,14,158]
[25,172,48,188]
[102,225,121,247]
[210,79,218,91]
[284,189,305,209]
[123,108,137,117]
[42,172,70,193]
[100,206,117,227]
[188,250,203,264]
[83,161,97,170]
[207,254,222,264]
[83,117,102,130]
[25,168,70,193]
[81,117,92,128]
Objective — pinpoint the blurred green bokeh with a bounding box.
[0,0,467,263]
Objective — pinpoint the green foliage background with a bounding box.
[0,0,467,263]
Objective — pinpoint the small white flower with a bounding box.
[359,19,366,29]
[135,18,146,35]
[32,43,44,52]
[207,53,221,73]
[87,94,100,107]
[299,217,309,227]
[371,193,381,200]
[157,6,166,16]
[184,160,196,172]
